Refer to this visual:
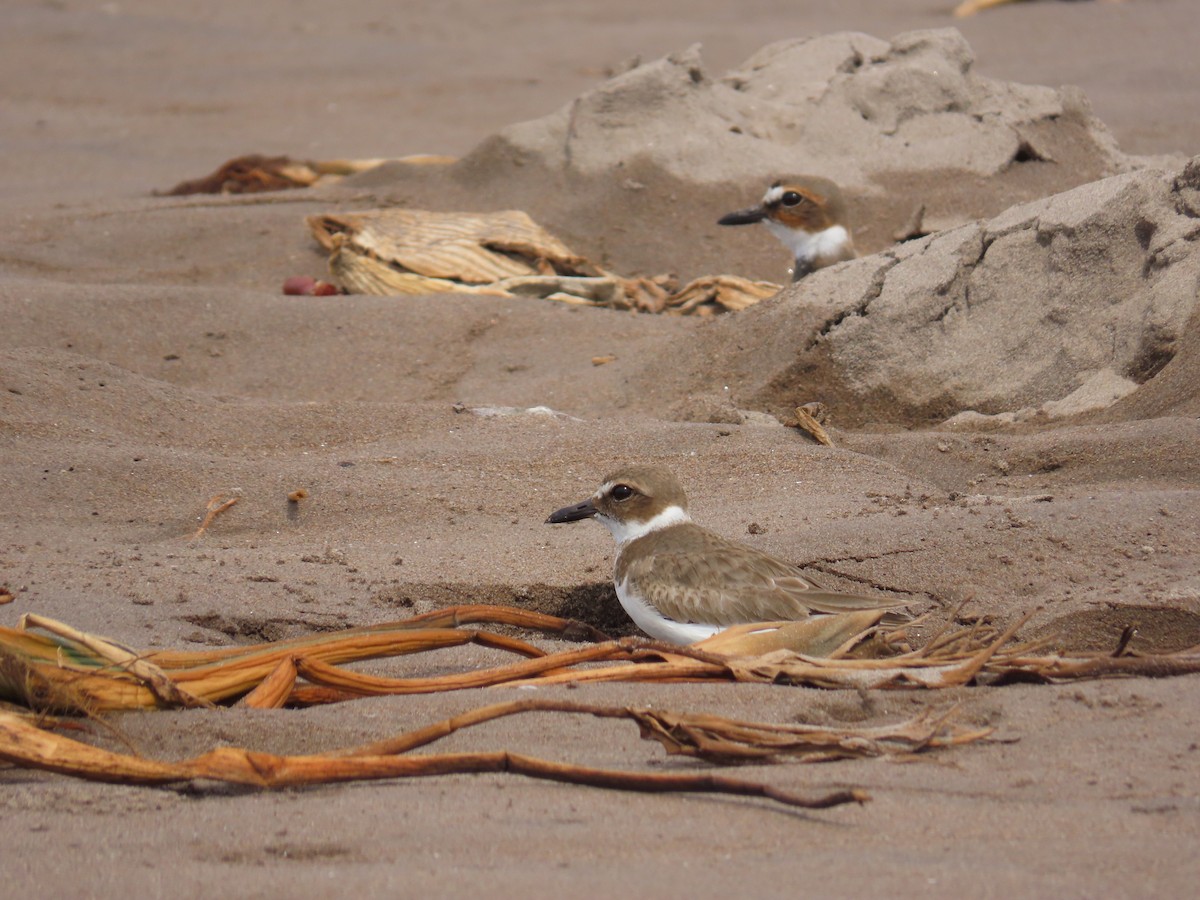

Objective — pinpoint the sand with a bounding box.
[2,1,1199,896]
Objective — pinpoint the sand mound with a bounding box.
[493,29,1124,184]
[338,30,1146,283]
[637,157,1200,426]
[337,32,1197,428]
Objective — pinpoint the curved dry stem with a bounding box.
[294,641,635,695]
[0,710,865,810]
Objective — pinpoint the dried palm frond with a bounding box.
[3,606,1197,716]
[3,604,1196,806]
[307,208,782,314]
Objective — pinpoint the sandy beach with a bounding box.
[2,1,1199,896]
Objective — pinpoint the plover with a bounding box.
[718,177,857,282]
[545,466,906,644]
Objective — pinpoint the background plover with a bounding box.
[719,177,857,282]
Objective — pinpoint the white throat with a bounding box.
[598,504,690,546]
[764,221,850,265]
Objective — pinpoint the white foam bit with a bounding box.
[469,405,582,421]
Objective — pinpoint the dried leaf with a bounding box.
[695,611,885,657]
[158,154,453,195]
[309,209,596,284]
[789,405,835,447]
[309,208,781,314]
[663,275,781,313]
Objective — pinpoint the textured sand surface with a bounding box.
[2,2,1199,897]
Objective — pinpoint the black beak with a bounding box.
[717,206,767,226]
[545,498,597,524]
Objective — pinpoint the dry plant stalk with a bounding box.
[0,646,97,718]
[0,607,605,711]
[293,641,637,697]
[237,657,298,709]
[18,614,212,709]
[336,698,988,764]
[4,606,1199,716]
[0,708,866,810]
[0,647,142,753]
[5,606,1196,810]
[192,493,239,539]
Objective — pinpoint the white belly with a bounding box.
[615,576,722,645]
[764,221,852,267]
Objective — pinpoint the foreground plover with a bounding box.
[718,177,857,282]
[545,466,905,644]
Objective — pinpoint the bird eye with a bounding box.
[610,484,634,502]
[781,191,804,207]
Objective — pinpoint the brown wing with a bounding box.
[622,529,907,627]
